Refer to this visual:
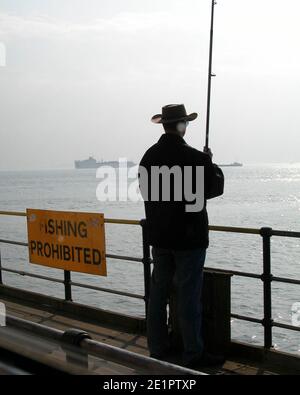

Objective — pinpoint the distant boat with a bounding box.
[75,156,136,169]
[218,162,243,168]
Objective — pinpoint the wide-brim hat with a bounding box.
[151,104,198,124]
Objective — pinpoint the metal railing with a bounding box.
[0,211,151,315]
[3,314,202,375]
[0,210,300,350]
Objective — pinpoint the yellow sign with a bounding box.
[26,209,107,276]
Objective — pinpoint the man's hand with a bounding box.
[204,147,213,160]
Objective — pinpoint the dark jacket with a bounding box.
[139,133,224,250]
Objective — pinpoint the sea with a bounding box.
[0,163,299,355]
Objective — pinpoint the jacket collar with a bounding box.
[158,133,186,145]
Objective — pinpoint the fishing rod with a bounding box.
[204,0,217,153]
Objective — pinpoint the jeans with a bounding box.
[147,246,206,364]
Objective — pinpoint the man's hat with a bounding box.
[151,104,198,124]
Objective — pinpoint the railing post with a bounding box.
[260,227,273,349]
[64,270,72,302]
[140,219,151,318]
[0,249,3,285]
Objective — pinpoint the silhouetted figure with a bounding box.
[139,104,224,367]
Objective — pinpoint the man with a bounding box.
[139,104,224,368]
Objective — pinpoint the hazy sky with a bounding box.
[0,0,299,170]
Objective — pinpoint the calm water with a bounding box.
[0,163,299,355]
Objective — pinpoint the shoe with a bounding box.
[185,352,225,368]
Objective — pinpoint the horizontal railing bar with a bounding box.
[0,239,28,247]
[1,210,300,238]
[231,313,263,325]
[70,281,144,300]
[209,225,260,235]
[232,315,300,333]
[271,230,300,238]
[211,226,300,238]
[81,338,204,375]
[0,268,143,299]
[106,254,142,263]
[0,267,65,284]
[105,218,140,225]
[0,211,26,217]
[272,276,300,285]
[7,315,62,341]
[205,267,261,280]
[0,211,141,225]
[273,321,300,333]
[7,314,203,375]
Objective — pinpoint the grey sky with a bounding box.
[0,0,299,170]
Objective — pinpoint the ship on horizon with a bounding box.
[218,162,243,168]
[75,156,136,169]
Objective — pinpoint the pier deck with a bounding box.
[0,294,280,375]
